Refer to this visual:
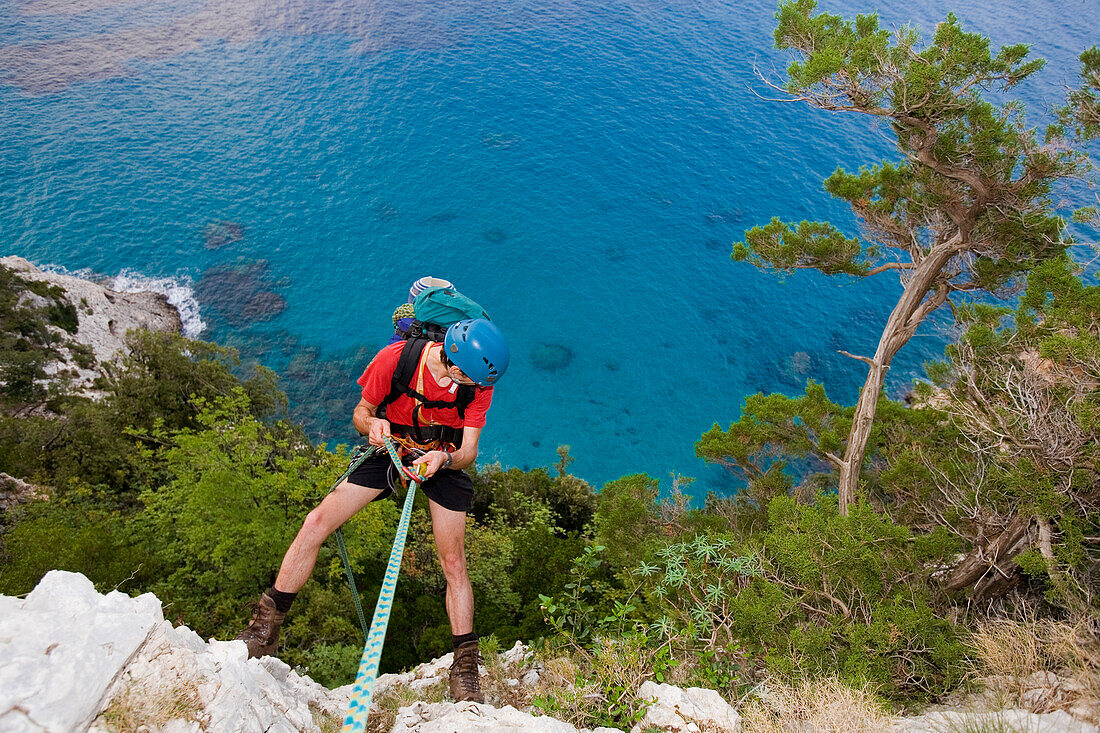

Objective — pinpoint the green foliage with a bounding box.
[539,545,615,644]
[0,264,80,408]
[107,330,287,434]
[471,445,597,533]
[745,496,965,697]
[593,474,676,575]
[0,491,147,595]
[733,218,868,276]
[139,390,339,632]
[1062,46,1100,141]
[532,633,666,730]
[294,643,363,689]
[638,535,761,654]
[0,330,289,500]
[695,382,849,504]
[730,1,1088,521]
[904,255,1100,614]
[757,0,1074,292]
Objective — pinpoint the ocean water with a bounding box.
[1,0,1096,498]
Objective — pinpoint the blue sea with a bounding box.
[1,0,1096,498]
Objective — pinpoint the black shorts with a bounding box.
[346,449,474,513]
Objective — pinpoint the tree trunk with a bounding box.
[836,237,962,514]
[942,513,1034,600]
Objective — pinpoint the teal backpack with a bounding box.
[402,285,491,341]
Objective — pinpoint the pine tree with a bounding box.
[734,0,1084,513]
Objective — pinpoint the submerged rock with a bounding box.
[480,132,519,148]
[531,343,574,372]
[202,220,245,249]
[705,207,744,225]
[782,351,812,378]
[240,291,288,322]
[196,259,287,327]
[374,201,400,221]
[425,211,459,224]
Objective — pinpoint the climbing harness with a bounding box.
[377,337,476,427]
[340,435,424,733]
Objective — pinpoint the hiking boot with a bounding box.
[235,592,285,659]
[449,640,484,703]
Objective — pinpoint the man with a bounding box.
[236,317,509,703]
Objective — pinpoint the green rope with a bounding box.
[334,527,369,643]
[330,445,379,644]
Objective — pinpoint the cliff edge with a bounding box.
[0,256,182,396]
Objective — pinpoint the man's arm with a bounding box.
[353,398,391,446]
[448,426,481,470]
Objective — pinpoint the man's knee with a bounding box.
[297,484,379,546]
[298,505,339,546]
[439,550,468,582]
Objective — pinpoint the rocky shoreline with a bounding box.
[0,256,182,395]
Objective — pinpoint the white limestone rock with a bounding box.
[414,651,457,679]
[89,621,346,733]
[502,640,532,666]
[0,473,49,511]
[0,571,350,733]
[0,570,163,733]
[0,255,182,395]
[897,708,1100,732]
[391,700,580,732]
[631,681,741,733]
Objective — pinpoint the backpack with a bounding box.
[402,285,491,341]
[377,285,491,447]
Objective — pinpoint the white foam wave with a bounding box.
[42,262,208,339]
[108,269,206,338]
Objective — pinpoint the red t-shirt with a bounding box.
[357,341,493,429]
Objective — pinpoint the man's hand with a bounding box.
[366,417,392,447]
[412,450,451,479]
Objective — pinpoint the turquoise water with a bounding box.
[1,0,1096,496]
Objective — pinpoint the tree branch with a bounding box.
[837,350,876,367]
[866,262,916,277]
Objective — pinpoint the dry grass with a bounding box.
[524,635,660,730]
[364,677,448,733]
[740,675,896,733]
[95,675,205,732]
[968,617,1100,717]
[311,703,343,733]
[480,641,537,710]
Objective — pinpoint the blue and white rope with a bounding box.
[341,436,422,732]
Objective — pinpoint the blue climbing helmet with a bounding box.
[444,319,509,386]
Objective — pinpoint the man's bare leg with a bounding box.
[430,498,483,702]
[275,480,386,593]
[429,499,473,634]
[237,480,385,658]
